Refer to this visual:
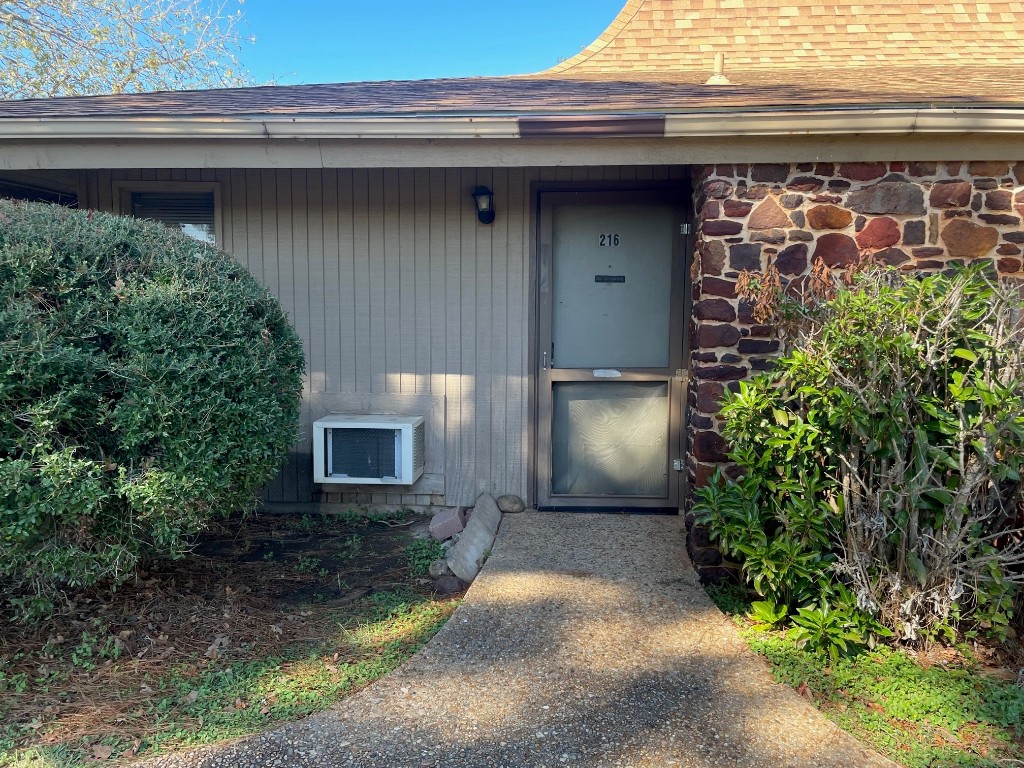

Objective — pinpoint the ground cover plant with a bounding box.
[706,584,1024,767]
[695,262,1024,649]
[0,509,459,766]
[0,199,305,618]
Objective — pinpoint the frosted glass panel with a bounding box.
[552,382,669,497]
[552,204,673,369]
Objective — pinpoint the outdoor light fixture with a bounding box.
[472,186,495,224]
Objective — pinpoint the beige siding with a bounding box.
[84,166,679,507]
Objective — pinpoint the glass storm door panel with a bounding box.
[536,190,688,509]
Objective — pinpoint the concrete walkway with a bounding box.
[143,513,894,768]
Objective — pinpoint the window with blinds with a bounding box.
[130,190,216,244]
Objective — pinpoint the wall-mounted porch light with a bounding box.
[472,186,495,224]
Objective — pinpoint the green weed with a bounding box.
[405,539,445,577]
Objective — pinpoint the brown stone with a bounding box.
[788,230,814,242]
[694,299,737,322]
[695,381,726,413]
[701,200,720,219]
[690,524,716,548]
[748,325,775,337]
[701,276,737,298]
[693,430,728,463]
[694,364,747,381]
[740,184,769,200]
[856,217,901,249]
[875,247,910,266]
[750,229,786,244]
[779,194,804,210]
[702,220,742,236]
[847,182,925,215]
[838,162,887,181]
[729,243,762,270]
[749,357,777,372]
[968,161,1009,177]
[737,338,779,354]
[722,199,753,217]
[997,243,1022,256]
[1004,232,1024,244]
[929,181,972,208]
[907,162,938,177]
[703,180,734,199]
[715,164,735,176]
[813,233,860,267]
[814,162,835,176]
[810,194,842,204]
[828,180,851,192]
[940,219,999,258]
[747,197,791,230]
[903,220,926,245]
[946,162,963,175]
[692,462,719,489]
[775,243,809,275]
[998,257,1023,273]
[807,204,853,230]
[788,176,823,192]
[889,161,906,173]
[979,213,1021,226]
[702,240,726,275]
[986,190,1012,211]
[974,178,998,190]
[1016,191,1024,218]
[912,247,945,258]
[750,164,790,183]
[943,209,972,219]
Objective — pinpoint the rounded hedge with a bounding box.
[0,199,304,615]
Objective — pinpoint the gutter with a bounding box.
[0,108,1022,141]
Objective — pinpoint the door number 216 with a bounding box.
[598,233,620,246]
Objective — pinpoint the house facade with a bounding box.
[1,1,1022,538]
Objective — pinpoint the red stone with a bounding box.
[695,323,737,351]
[747,198,791,230]
[788,176,823,192]
[907,162,937,177]
[979,214,1021,226]
[875,247,910,266]
[694,364,747,381]
[701,240,726,275]
[693,462,718,488]
[1015,163,1024,184]
[693,430,728,463]
[855,217,901,249]
[940,219,999,258]
[814,162,835,176]
[985,190,1012,211]
[929,181,972,208]
[806,204,853,230]
[813,233,860,267]
[701,200,720,219]
[701,277,737,298]
[838,162,886,181]
[722,199,753,217]
[702,220,742,236]
[703,180,734,199]
[695,381,726,413]
[997,243,1022,256]
[775,243,809,275]
[968,161,1009,177]
[694,299,737,322]
[750,164,790,183]
[998,257,1023,273]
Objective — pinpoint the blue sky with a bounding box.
[240,1,626,84]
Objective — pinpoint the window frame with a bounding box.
[113,181,223,246]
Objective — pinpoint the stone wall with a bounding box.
[685,161,1024,575]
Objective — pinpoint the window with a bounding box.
[115,182,221,245]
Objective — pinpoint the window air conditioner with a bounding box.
[313,415,425,485]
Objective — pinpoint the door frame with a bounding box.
[527,180,694,511]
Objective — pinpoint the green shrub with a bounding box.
[695,265,1024,645]
[0,199,304,615]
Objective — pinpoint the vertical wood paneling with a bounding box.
[83,164,687,506]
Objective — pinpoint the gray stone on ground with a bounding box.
[431,574,466,595]
[445,492,502,583]
[427,558,453,579]
[496,493,526,513]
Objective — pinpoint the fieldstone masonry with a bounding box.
[686,161,1024,577]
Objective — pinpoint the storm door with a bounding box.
[535,190,688,509]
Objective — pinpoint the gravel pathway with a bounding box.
[141,512,895,768]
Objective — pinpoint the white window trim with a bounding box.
[112,180,223,246]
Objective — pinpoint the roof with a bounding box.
[0,1,1021,123]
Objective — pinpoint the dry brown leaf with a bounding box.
[795,682,813,701]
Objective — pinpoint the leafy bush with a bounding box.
[695,264,1024,645]
[0,200,304,615]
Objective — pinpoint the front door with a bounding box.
[535,190,689,509]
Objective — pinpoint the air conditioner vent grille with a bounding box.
[330,428,396,480]
[413,422,425,472]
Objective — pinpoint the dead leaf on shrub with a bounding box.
[795,682,813,701]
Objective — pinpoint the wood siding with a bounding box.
[83,165,688,507]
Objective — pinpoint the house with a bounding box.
[1,2,1022,549]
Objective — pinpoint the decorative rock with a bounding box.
[697,323,741,349]
[446,492,502,583]
[694,364,746,381]
[429,507,467,541]
[747,198,791,230]
[750,164,789,183]
[807,204,853,230]
[986,190,1012,211]
[847,182,925,215]
[432,575,467,595]
[701,200,720,219]
[979,213,1020,226]
[722,199,753,217]
[779,194,804,209]
[928,180,971,208]
[428,559,454,579]
[943,209,972,219]
[695,381,726,414]
[788,230,814,242]
[729,243,762,270]
[1016,163,1024,184]
[788,176,823,192]
[693,430,728,463]
[997,244,1022,256]
[815,162,835,175]
[907,162,937,177]
[701,240,726,275]
[702,180,734,199]
[973,178,998,191]
[998,257,1022,272]
[737,338,779,354]
[812,233,860,267]
[790,210,806,228]
[903,220,926,245]
[855,217,900,249]
[940,219,999,258]
[875,247,910,266]
[741,184,770,200]
[694,298,736,322]
[968,161,1009,177]
[750,229,786,244]
[838,162,886,181]
[690,546,723,567]
[912,247,945,258]
[827,180,851,192]
[702,219,742,236]
[496,494,525,513]
[701,276,738,297]
[1004,231,1024,244]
